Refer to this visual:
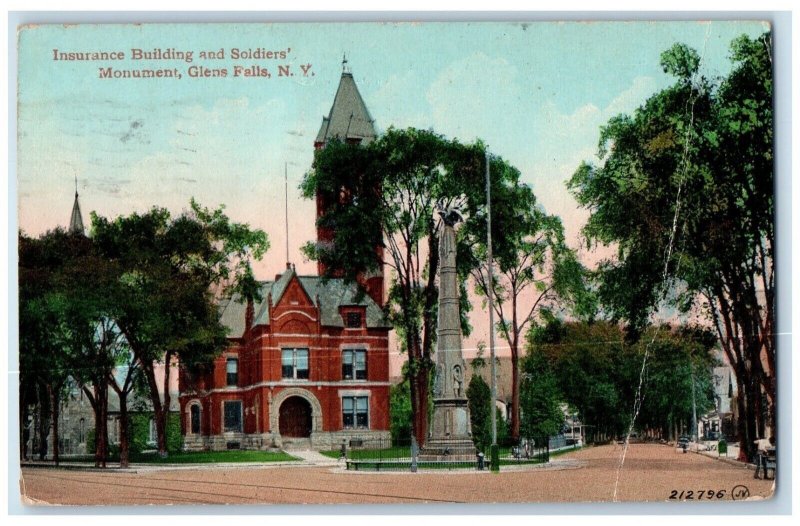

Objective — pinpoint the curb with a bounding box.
[692,450,756,470]
[20,459,331,473]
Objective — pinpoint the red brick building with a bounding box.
[179,68,392,450]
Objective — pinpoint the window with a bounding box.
[346,312,362,328]
[342,350,367,380]
[109,418,119,445]
[148,418,157,445]
[226,358,238,386]
[78,418,85,443]
[223,401,242,433]
[190,404,201,434]
[282,349,309,380]
[342,396,369,429]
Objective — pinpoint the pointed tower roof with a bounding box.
[315,66,377,146]
[69,185,85,235]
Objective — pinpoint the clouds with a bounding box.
[359,47,661,258]
[18,21,766,276]
[370,70,427,132]
[604,76,657,119]
[515,75,657,252]
[426,51,525,147]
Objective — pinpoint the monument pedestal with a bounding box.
[419,398,477,461]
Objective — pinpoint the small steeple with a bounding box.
[69,176,85,235]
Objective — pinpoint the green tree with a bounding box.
[19,229,95,464]
[302,128,487,446]
[107,349,140,467]
[91,201,268,456]
[519,348,564,440]
[389,380,413,442]
[567,33,773,459]
[466,373,492,451]
[58,254,130,467]
[464,157,593,442]
[532,318,721,443]
[634,325,717,440]
[531,319,635,442]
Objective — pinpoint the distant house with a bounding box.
[464,355,514,420]
[30,378,180,457]
[699,348,738,440]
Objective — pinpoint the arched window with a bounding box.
[78,418,85,443]
[191,404,201,434]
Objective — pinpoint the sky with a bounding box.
[17,21,770,361]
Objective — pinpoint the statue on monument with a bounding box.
[452,364,464,398]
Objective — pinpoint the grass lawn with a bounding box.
[131,450,299,464]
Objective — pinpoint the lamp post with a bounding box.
[485,149,499,472]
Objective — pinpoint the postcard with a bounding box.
[15,19,779,507]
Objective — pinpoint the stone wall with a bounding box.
[184,429,392,452]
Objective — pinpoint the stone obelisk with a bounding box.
[420,207,477,461]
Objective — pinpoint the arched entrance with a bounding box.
[279,396,312,438]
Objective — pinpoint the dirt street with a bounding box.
[19,444,775,506]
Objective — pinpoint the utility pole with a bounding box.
[486,149,499,472]
[691,360,698,446]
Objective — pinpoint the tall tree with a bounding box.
[531,319,632,442]
[567,33,774,459]
[532,318,718,443]
[19,229,89,465]
[302,128,486,446]
[107,350,140,468]
[91,201,268,456]
[56,243,128,467]
[464,158,593,442]
[634,325,717,440]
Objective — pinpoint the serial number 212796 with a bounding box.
[669,489,727,500]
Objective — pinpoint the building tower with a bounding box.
[314,59,384,306]
[69,178,84,235]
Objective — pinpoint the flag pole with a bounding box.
[486,149,499,472]
[285,162,290,268]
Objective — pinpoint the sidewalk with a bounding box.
[689,440,754,470]
[21,450,344,472]
[286,449,342,466]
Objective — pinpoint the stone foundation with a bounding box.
[419,438,478,461]
[183,430,391,452]
[421,398,477,460]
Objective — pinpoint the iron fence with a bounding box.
[489,436,550,466]
[333,435,554,471]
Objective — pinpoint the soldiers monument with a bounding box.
[420,206,477,461]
